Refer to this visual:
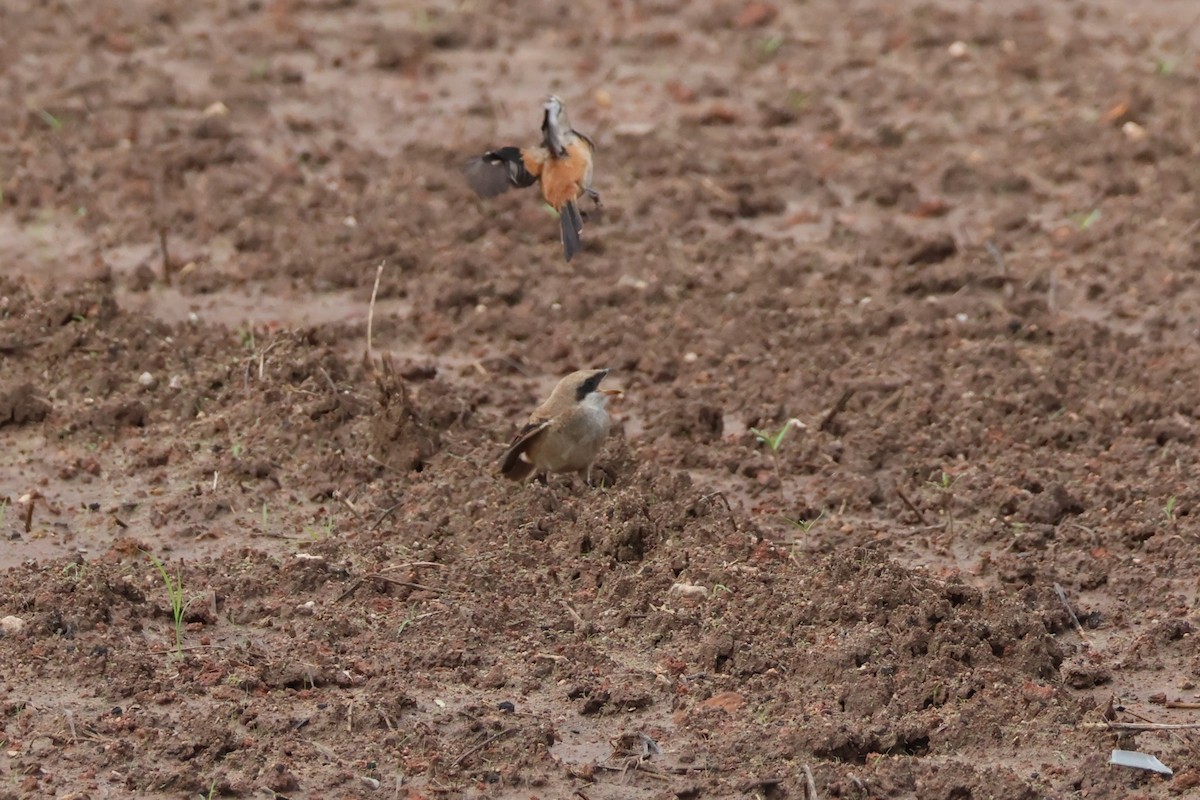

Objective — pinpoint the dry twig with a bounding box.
[1084,721,1200,731]
[452,727,519,767]
[366,260,385,359]
[896,487,927,526]
[1053,582,1089,642]
[804,764,819,800]
[818,388,855,433]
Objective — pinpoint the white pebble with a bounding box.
[1122,121,1147,141]
[1,616,25,635]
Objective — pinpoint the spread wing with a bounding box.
[499,419,550,480]
[465,146,543,198]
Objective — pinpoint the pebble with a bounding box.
[0,615,25,635]
[138,371,157,389]
[1122,121,1147,141]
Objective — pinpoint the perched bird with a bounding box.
[500,368,618,486]
[465,96,602,262]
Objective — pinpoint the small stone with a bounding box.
[948,40,968,58]
[138,372,157,389]
[1122,121,1147,141]
[1,615,25,635]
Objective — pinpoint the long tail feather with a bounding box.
[560,201,583,262]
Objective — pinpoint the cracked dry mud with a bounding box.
[3,0,1200,798]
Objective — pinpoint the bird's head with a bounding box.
[541,95,572,156]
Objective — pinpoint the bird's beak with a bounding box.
[600,388,623,399]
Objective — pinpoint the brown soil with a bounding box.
[3,0,1200,797]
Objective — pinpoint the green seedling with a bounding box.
[231,443,244,459]
[1071,209,1101,231]
[783,510,825,559]
[750,418,804,453]
[143,551,188,657]
[397,608,418,637]
[927,471,958,492]
[926,471,960,535]
[784,510,824,535]
[35,108,63,131]
[302,517,334,543]
[761,35,784,56]
[61,562,87,582]
[750,418,806,505]
[1156,57,1176,76]
[1163,496,1177,523]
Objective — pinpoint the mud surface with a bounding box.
[3,0,1200,797]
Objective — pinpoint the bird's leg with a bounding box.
[535,472,549,486]
[583,186,603,207]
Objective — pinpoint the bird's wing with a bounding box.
[465,147,543,198]
[465,156,520,198]
[499,419,551,479]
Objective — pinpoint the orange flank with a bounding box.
[539,139,593,211]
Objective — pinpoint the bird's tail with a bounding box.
[499,442,537,481]
[560,201,584,262]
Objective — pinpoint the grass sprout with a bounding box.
[751,417,806,506]
[143,551,188,657]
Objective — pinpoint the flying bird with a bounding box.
[466,96,601,262]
